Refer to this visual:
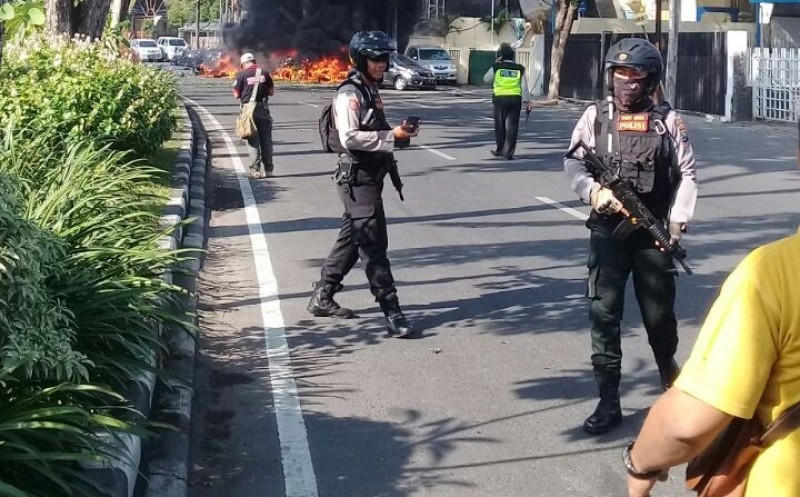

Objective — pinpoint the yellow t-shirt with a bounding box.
[675,230,800,497]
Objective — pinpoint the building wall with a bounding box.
[770,17,800,47]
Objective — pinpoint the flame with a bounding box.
[196,48,350,83]
[198,54,238,79]
[271,48,349,83]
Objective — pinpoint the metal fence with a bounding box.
[542,32,728,116]
[750,47,800,122]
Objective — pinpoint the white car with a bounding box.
[157,37,189,61]
[405,46,458,85]
[130,39,163,62]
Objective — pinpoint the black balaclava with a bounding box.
[612,76,652,112]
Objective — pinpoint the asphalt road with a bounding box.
[181,76,799,497]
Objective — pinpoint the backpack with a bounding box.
[319,78,372,153]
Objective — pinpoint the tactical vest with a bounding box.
[335,77,392,167]
[492,61,524,97]
[592,101,679,224]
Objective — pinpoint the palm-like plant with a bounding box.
[0,126,189,495]
[0,383,144,497]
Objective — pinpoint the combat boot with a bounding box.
[379,295,420,339]
[306,282,355,319]
[583,375,622,435]
[657,358,681,392]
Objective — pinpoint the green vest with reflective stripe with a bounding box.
[493,67,522,97]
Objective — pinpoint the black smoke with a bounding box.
[223,0,396,58]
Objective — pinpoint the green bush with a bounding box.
[0,34,177,155]
[0,172,89,384]
[0,129,187,390]
[0,31,185,497]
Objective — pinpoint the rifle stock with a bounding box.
[565,141,693,275]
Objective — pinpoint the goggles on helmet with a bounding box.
[361,49,391,62]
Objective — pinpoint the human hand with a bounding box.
[656,223,687,252]
[627,475,658,497]
[669,222,686,242]
[393,124,418,140]
[590,184,624,214]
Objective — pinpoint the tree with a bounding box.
[165,0,220,29]
[0,0,7,69]
[547,0,578,100]
[108,0,133,27]
[45,0,112,39]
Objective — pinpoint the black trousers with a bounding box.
[319,180,396,302]
[492,95,522,158]
[586,229,678,388]
[247,104,273,172]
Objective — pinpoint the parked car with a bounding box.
[157,36,189,61]
[404,46,458,85]
[384,53,436,91]
[130,39,163,62]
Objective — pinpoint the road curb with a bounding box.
[71,103,203,497]
[73,105,203,497]
[132,103,208,497]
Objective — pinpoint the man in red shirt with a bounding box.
[233,52,275,178]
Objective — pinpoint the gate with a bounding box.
[543,32,727,115]
[750,47,800,122]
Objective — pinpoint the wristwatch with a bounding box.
[623,441,664,479]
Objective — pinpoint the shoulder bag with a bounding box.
[235,67,262,140]
[686,402,800,497]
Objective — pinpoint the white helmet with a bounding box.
[240,52,255,65]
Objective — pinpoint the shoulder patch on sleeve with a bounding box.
[348,97,360,111]
[675,115,690,143]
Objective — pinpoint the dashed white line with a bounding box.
[305,103,321,108]
[479,116,494,121]
[535,196,589,221]
[417,144,456,161]
[186,97,320,497]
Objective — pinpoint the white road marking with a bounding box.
[417,144,456,161]
[479,116,494,121]
[187,98,320,497]
[305,103,320,108]
[406,102,434,108]
[535,196,589,221]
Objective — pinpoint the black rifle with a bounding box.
[387,154,404,201]
[525,107,531,126]
[565,140,693,275]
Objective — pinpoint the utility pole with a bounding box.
[665,0,680,104]
[490,0,495,48]
[654,0,662,49]
[195,0,200,49]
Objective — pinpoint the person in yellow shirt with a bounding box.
[623,227,800,496]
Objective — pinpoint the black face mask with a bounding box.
[613,77,651,111]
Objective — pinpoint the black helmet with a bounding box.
[349,31,396,74]
[604,38,663,92]
[497,43,514,61]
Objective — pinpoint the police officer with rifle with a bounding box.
[563,38,699,434]
[307,31,421,339]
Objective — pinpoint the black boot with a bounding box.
[306,282,355,319]
[657,358,681,392]
[379,296,420,339]
[583,374,622,435]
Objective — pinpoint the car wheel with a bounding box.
[393,76,408,91]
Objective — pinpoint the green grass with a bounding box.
[140,138,180,218]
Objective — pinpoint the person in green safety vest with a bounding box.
[483,43,533,160]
